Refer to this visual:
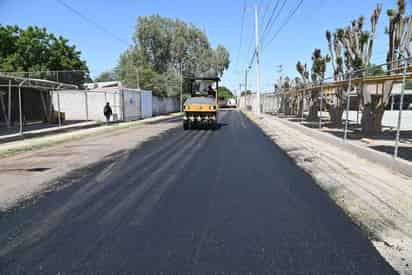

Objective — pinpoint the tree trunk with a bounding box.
[306,92,319,121]
[284,98,292,115]
[307,101,319,121]
[326,103,344,127]
[361,103,385,135]
[297,96,304,117]
[279,95,287,113]
[290,97,298,115]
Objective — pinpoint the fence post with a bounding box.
[394,58,408,158]
[57,90,61,127]
[84,91,89,121]
[319,80,324,129]
[18,84,23,135]
[301,89,305,122]
[7,80,11,127]
[344,71,352,142]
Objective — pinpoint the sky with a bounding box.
[0,0,410,94]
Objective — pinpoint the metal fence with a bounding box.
[0,70,180,139]
[240,58,412,160]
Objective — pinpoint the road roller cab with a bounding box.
[183,77,220,130]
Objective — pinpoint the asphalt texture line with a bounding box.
[0,110,397,274]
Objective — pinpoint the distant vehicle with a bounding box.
[218,99,227,108]
[217,98,236,108]
[183,77,220,130]
[226,98,237,108]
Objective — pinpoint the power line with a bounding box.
[262,0,304,52]
[55,0,129,45]
[245,12,257,69]
[247,0,288,69]
[260,0,287,46]
[234,0,247,72]
[260,0,270,29]
[261,0,281,36]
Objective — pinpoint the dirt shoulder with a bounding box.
[0,114,181,212]
[246,112,412,275]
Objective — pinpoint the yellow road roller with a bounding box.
[183,77,219,130]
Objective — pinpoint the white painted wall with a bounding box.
[54,89,180,122]
[52,90,88,120]
[152,96,179,116]
[53,88,142,122]
[345,110,412,130]
[141,90,153,118]
[85,90,122,121]
[123,89,141,121]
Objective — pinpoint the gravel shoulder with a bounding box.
[0,114,181,212]
[246,111,412,275]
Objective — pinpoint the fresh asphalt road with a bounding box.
[0,110,396,274]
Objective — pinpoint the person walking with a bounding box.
[103,102,112,125]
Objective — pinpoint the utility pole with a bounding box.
[254,3,261,116]
[275,65,284,112]
[276,65,284,88]
[179,70,183,113]
[244,68,248,94]
[394,56,408,158]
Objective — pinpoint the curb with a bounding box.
[0,122,103,144]
[0,113,182,158]
[0,113,182,144]
[267,114,412,178]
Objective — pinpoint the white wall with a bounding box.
[52,90,88,120]
[345,110,412,130]
[141,90,153,118]
[85,90,122,121]
[152,96,179,116]
[54,89,180,122]
[53,89,137,122]
[123,89,141,120]
[239,93,258,112]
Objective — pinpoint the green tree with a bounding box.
[241,90,252,96]
[217,86,233,100]
[306,49,328,121]
[94,70,118,82]
[296,61,309,117]
[0,25,89,85]
[115,15,230,96]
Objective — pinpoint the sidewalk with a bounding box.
[0,113,181,212]
[246,112,412,275]
[0,121,101,144]
[0,113,181,158]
